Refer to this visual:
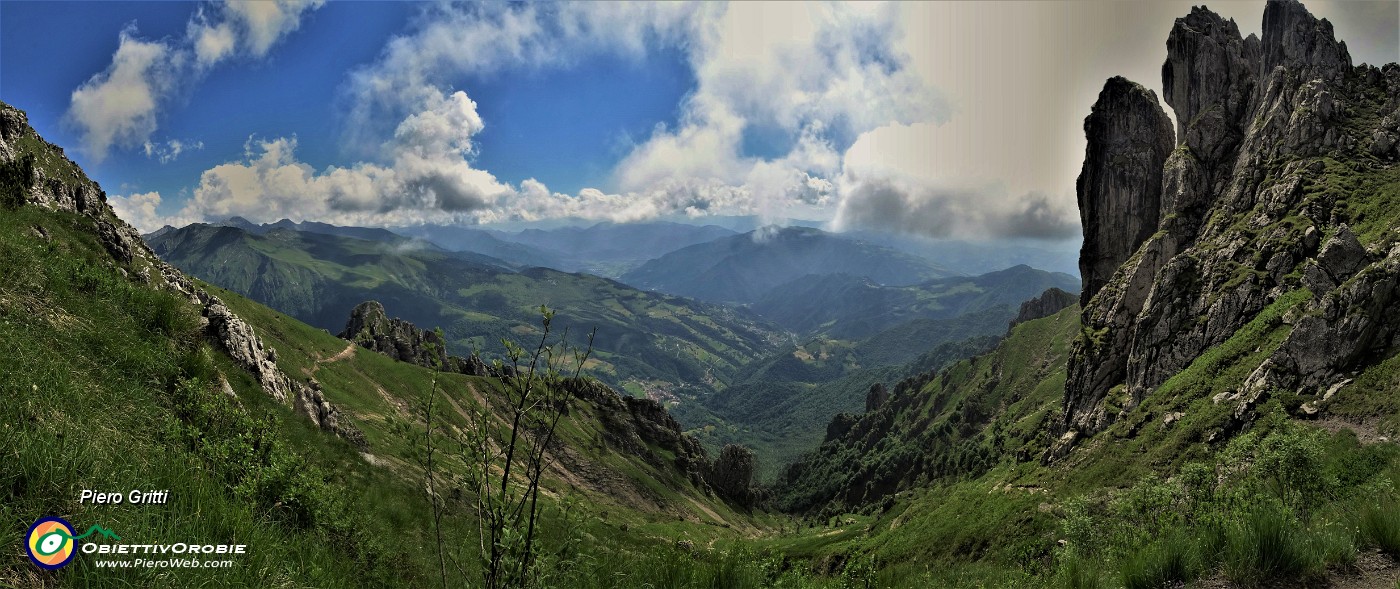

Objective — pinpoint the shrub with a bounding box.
[1222,507,1320,586]
[1057,552,1102,589]
[1120,531,1195,589]
[1361,500,1400,557]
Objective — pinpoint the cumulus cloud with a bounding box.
[326,2,939,228]
[610,2,940,226]
[109,191,189,233]
[829,119,1078,240]
[68,29,178,162]
[168,88,524,226]
[341,2,700,151]
[832,174,1077,240]
[67,1,322,159]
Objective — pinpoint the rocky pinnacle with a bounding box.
[1076,76,1175,306]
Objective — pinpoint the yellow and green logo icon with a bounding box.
[27,517,77,570]
[26,517,121,570]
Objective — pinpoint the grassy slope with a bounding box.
[0,206,427,587]
[0,199,790,587]
[764,286,1400,588]
[208,281,762,535]
[679,331,1002,482]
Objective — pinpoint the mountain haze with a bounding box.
[621,226,957,304]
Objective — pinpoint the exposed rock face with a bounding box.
[1161,7,1258,147]
[204,299,295,402]
[566,378,712,490]
[296,378,369,450]
[1010,287,1079,329]
[339,301,448,367]
[0,100,362,446]
[864,382,889,413]
[1059,0,1398,450]
[707,445,757,507]
[1077,77,1176,304]
[1244,242,1400,402]
[338,300,490,376]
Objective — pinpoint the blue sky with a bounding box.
[1,2,693,201]
[1,1,1395,236]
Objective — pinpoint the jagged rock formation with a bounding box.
[297,378,368,450]
[339,301,447,366]
[707,445,757,507]
[338,300,491,376]
[565,378,713,490]
[864,382,889,412]
[563,376,759,506]
[1077,77,1176,304]
[0,101,363,446]
[1060,0,1400,451]
[1010,287,1079,330]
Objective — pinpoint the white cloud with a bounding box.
[170,89,518,225]
[142,138,203,163]
[67,29,178,162]
[68,1,323,159]
[611,2,941,227]
[221,0,323,58]
[109,191,188,233]
[341,3,700,152]
[191,22,236,68]
[155,2,947,231]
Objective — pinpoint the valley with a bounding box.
[4,1,1400,588]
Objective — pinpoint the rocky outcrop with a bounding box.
[204,298,296,402]
[296,378,369,450]
[565,378,712,490]
[0,100,363,447]
[1243,242,1400,404]
[1161,7,1258,149]
[1059,0,1398,450]
[339,301,449,367]
[707,445,757,507]
[338,300,491,376]
[1077,77,1176,304]
[1010,287,1078,330]
[864,383,889,413]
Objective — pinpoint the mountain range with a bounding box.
[620,226,958,304]
[7,1,1399,586]
[147,223,785,398]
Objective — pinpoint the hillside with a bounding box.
[678,330,1003,481]
[847,231,1083,277]
[0,100,784,587]
[147,223,785,398]
[8,0,1400,587]
[672,270,1075,480]
[761,2,1400,586]
[620,226,957,304]
[389,223,570,269]
[749,265,1079,338]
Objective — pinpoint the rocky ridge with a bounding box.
[338,300,490,376]
[332,299,757,505]
[564,378,757,505]
[1060,0,1400,452]
[1010,287,1079,330]
[0,101,363,446]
